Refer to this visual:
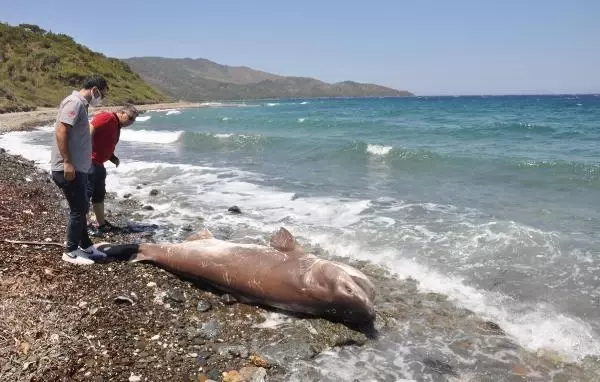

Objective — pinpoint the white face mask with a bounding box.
[90,88,103,106]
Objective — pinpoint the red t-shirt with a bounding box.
[91,112,121,165]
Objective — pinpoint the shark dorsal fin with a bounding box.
[184,228,213,241]
[270,227,304,254]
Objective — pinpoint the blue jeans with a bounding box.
[52,171,94,252]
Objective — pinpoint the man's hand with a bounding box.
[64,161,76,182]
[110,155,120,168]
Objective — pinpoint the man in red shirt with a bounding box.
[87,104,139,232]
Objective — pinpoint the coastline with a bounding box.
[0,102,214,134]
[1,108,598,381]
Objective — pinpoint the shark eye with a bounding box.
[345,285,353,293]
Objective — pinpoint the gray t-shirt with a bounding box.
[50,91,92,173]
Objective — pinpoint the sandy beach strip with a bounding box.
[0,102,217,134]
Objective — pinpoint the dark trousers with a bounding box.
[52,171,94,252]
[87,163,107,203]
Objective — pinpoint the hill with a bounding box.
[123,57,413,101]
[0,23,170,113]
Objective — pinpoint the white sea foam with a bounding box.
[166,110,181,115]
[297,228,600,362]
[0,131,52,169]
[367,144,393,156]
[266,103,280,107]
[119,130,183,144]
[300,101,308,105]
[222,117,230,121]
[214,133,233,138]
[136,115,152,122]
[297,118,305,123]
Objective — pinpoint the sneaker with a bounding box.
[98,220,121,233]
[62,249,95,265]
[80,245,107,261]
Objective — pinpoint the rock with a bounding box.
[482,321,505,335]
[239,367,267,382]
[207,369,221,380]
[197,350,211,361]
[181,224,193,231]
[19,341,30,355]
[511,364,528,376]
[114,296,135,305]
[423,358,457,376]
[142,205,154,211]
[200,320,221,340]
[227,206,242,214]
[128,374,142,382]
[136,185,142,190]
[249,354,270,368]
[147,282,157,288]
[0,148,5,154]
[196,351,210,366]
[217,345,249,359]
[222,370,243,382]
[220,294,237,305]
[167,290,185,303]
[259,341,317,366]
[149,189,159,196]
[123,193,132,199]
[196,300,212,313]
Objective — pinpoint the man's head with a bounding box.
[82,75,109,106]
[116,104,140,127]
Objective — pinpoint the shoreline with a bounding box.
[1,111,598,380]
[0,102,217,134]
[0,149,380,381]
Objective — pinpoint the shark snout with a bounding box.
[336,277,376,323]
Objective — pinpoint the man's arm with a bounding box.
[56,121,76,181]
[56,122,72,163]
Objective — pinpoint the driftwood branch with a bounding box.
[3,239,63,247]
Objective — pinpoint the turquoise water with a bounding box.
[3,95,600,379]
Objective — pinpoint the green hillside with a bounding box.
[0,23,170,113]
[124,57,413,101]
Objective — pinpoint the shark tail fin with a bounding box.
[95,243,146,262]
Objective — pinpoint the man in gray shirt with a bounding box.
[51,75,109,265]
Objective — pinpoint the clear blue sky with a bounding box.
[2,0,598,95]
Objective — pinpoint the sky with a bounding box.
[1,0,599,95]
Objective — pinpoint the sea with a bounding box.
[1,95,599,381]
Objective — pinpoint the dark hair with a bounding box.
[82,75,108,92]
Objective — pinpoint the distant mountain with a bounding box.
[0,23,170,113]
[123,57,413,101]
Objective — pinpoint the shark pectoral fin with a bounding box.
[184,228,214,241]
[270,227,305,254]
